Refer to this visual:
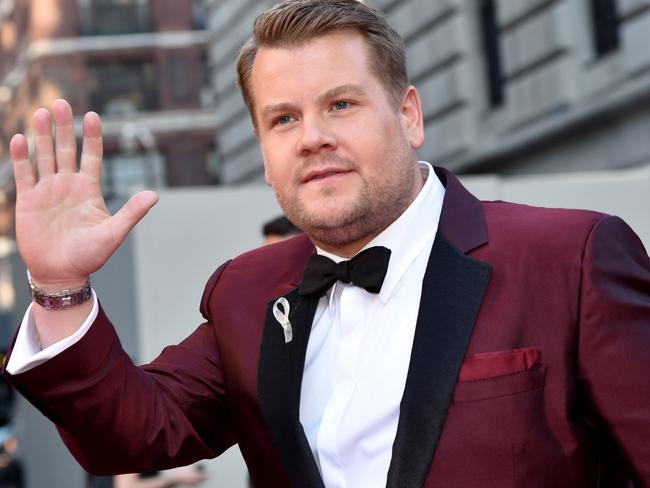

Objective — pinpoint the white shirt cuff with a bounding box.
[5,290,99,375]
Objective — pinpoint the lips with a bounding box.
[301,168,352,183]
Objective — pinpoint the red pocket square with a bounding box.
[458,347,541,382]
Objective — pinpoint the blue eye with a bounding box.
[333,101,349,110]
[277,115,292,125]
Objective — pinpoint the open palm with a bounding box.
[11,99,158,289]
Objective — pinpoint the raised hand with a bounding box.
[168,465,208,485]
[10,99,158,291]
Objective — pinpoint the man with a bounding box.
[3,1,650,487]
[112,466,207,488]
[262,215,302,245]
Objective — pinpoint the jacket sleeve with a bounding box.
[578,215,650,486]
[3,261,235,475]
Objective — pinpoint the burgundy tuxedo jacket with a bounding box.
[5,168,650,487]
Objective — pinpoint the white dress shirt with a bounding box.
[6,162,446,488]
[6,291,99,374]
[300,162,445,487]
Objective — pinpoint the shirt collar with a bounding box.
[316,161,446,305]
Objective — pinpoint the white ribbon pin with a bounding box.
[273,297,292,343]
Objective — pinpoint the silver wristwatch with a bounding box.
[27,271,92,311]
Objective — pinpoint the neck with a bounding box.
[314,235,378,259]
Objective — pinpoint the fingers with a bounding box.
[10,134,36,194]
[79,111,103,179]
[51,99,77,173]
[32,108,56,178]
[108,191,159,245]
[12,99,103,185]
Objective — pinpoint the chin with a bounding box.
[279,191,367,234]
[294,207,373,245]
[303,222,374,249]
[301,202,357,227]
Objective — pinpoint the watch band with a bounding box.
[27,271,92,311]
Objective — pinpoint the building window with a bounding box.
[79,0,151,36]
[168,55,192,102]
[0,1,16,22]
[479,0,505,107]
[102,152,166,197]
[590,0,620,57]
[192,0,206,30]
[87,59,159,114]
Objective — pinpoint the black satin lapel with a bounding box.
[386,235,492,488]
[258,289,325,488]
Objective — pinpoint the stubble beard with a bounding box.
[275,144,418,250]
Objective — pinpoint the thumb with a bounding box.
[108,190,159,245]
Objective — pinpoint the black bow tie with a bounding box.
[298,246,392,297]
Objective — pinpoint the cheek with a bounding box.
[260,138,295,187]
[261,145,280,186]
[263,158,293,191]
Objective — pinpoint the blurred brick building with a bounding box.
[0,0,217,213]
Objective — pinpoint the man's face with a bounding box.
[251,30,424,256]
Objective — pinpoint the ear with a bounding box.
[399,86,424,149]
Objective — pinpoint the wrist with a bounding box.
[27,273,90,291]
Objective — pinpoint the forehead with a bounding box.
[250,31,379,107]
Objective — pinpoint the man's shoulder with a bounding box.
[199,234,314,319]
[220,233,313,281]
[479,200,609,255]
[482,200,607,233]
[233,232,314,267]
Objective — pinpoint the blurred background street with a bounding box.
[0,0,649,486]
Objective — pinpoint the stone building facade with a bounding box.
[205,0,650,183]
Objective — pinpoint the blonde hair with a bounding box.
[236,0,408,123]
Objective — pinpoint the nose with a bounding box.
[297,115,337,156]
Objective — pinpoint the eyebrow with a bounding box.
[317,84,368,104]
[261,102,297,119]
[260,84,368,119]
